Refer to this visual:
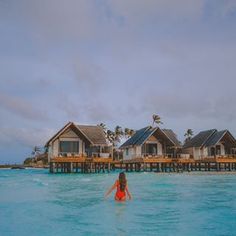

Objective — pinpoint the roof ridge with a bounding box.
[201,129,217,148]
[77,124,99,127]
[132,126,154,146]
[160,129,181,145]
[205,129,234,147]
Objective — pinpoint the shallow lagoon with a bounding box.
[0,169,236,236]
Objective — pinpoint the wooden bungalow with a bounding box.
[120,126,181,160]
[45,122,112,161]
[182,129,236,160]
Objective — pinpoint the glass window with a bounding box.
[147,143,158,155]
[60,141,79,153]
[126,148,129,155]
[216,145,221,155]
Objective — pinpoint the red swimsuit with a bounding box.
[115,180,126,200]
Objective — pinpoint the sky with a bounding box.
[0,0,236,163]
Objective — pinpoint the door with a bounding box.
[210,147,215,156]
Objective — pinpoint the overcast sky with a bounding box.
[1,0,236,163]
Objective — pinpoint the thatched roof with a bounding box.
[120,126,181,149]
[45,122,108,146]
[77,125,107,146]
[162,129,182,147]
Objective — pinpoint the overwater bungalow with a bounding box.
[46,124,236,174]
[182,129,236,160]
[45,122,112,161]
[120,126,181,160]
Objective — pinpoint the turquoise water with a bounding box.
[0,169,236,236]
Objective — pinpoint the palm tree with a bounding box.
[152,114,163,127]
[184,129,193,142]
[98,123,107,136]
[114,126,124,144]
[106,129,115,145]
[124,128,135,138]
[31,146,41,156]
[31,146,42,161]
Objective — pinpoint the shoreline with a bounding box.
[1,166,236,175]
[0,165,49,169]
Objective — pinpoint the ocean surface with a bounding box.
[0,169,236,236]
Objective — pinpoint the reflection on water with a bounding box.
[0,170,236,236]
[115,201,126,217]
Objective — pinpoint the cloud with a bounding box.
[1,0,236,163]
[85,102,114,123]
[0,93,49,121]
[73,58,107,93]
[0,126,54,148]
[144,92,236,122]
[0,0,114,47]
[215,0,236,17]
[108,0,205,23]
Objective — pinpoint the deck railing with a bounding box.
[126,154,174,160]
[142,153,173,158]
[57,152,111,158]
[199,155,236,160]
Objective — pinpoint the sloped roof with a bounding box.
[183,129,236,149]
[120,127,151,148]
[120,126,181,149]
[45,122,108,146]
[162,129,182,147]
[204,130,227,147]
[183,129,216,149]
[204,130,236,147]
[77,125,107,146]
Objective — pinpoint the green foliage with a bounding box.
[98,123,136,146]
[184,129,194,143]
[152,114,163,127]
[24,157,35,165]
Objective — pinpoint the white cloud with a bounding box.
[0,127,54,147]
[0,0,236,162]
[0,93,49,121]
[108,0,205,23]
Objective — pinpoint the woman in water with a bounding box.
[105,172,132,201]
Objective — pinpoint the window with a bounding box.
[60,141,79,153]
[216,145,221,155]
[146,143,158,155]
[126,148,129,156]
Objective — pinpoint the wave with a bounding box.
[32,178,49,186]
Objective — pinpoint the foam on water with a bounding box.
[80,178,91,182]
[0,169,236,236]
[32,178,49,186]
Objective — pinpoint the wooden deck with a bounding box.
[49,157,236,173]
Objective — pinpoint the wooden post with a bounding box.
[70,162,73,173]
[138,163,141,172]
[190,163,193,171]
[150,163,153,172]
[163,163,166,172]
[49,162,53,173]
[198,162,201,171]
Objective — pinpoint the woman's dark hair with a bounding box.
[119,172,127,192]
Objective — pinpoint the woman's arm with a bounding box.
[125,184,132,200]
[104,181,117,198]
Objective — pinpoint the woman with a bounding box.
[105,172,132,201]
